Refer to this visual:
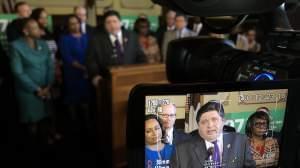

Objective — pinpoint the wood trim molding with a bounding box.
[23,0,85,7]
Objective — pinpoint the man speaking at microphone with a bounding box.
[171,101,255,168]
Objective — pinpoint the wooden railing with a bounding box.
[95,63,168,168]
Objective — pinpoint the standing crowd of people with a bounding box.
[0,1,264,165]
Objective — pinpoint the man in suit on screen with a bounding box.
[171,101,255,168]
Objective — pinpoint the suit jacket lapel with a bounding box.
[122,30,130,63]
[104,32,114,54]
[222,132,232,166]
[192,136,207,167]
[172,130,177,144]
[103,32,116,64]
[122,30,129,51]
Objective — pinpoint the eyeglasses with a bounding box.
[254,122,268,128]
[158,114,176,118]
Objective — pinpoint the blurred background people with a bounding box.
[187,16,203,35]
[162,13,197,61]
[31,8,57,60]
[134,17,160,63]
[229,26,249,51]
[74,6,95,35]
[6,1,32,42]
[156,10,176,50]
[245,111,279,168]
[246,28,261,53]
[145,114,173,168]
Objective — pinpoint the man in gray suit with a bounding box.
[162,13,197,62]
[171,101,255,168]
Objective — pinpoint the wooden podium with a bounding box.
[95,64,167,168]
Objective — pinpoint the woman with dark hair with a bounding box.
[31,8,58,60]
[31,8,62,142]
[59,15,90,123]
[245,111,279,168]
[134,17,160,64]
[31,8,62,95]
[10,18,54,142]
[145,114,173,168]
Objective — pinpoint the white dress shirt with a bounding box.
[204,132,223,162]
[109,31,123,49]
[167,25,175,31]
[165,127,174,145]
[193,23,203,34]
[81,22,86,34]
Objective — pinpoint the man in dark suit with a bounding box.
[86,10,146,87]
[74,6,95,35]
[171,101,255,168]
[157,104,190,145]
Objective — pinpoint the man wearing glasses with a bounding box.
[157,104,190,145]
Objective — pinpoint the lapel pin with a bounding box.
[124,37,128,44]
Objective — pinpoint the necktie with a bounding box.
[177,30,182,38]
[164,131,171,144]
[212,140,221,168]
[114,35,124,64]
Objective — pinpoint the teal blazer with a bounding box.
[10,38,54,123]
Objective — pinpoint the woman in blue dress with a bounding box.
[59,15,90,120]
[145,114,173,168]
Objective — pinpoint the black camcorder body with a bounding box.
[166,31,300,83]
[154,0,300,83]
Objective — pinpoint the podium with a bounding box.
[95,64,167,168]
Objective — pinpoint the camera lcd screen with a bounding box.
[144,88,288,168]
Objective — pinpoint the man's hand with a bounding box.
[92,75,102,87]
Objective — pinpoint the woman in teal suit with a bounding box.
[10,18,54,137]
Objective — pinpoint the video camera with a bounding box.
[126,1,300,168]
[153,0,300,83]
